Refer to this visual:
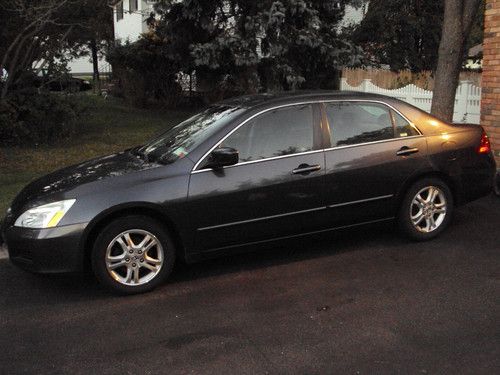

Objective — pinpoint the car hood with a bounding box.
[12,151,154,210]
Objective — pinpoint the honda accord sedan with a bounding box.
[1,92,496,294]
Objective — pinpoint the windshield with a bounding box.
[139,105,244,164]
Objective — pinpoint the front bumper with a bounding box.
[2,223,87,273]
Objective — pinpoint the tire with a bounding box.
[398,178,454,241]
[91,215,175,295]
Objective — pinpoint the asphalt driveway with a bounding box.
[0,195,499,374]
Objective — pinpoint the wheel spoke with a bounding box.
[424,217,432,232]
[145,255,162,265]
[141,261,157,272]
[434,208,446,214]
[434,201,446,208]
[133,267,140,284]
[106,252,126,262]
[429,216,436,230]
[413,214,425,226]
[123,233,135,248]
[124,267,133,283]
[137,234,152,249]
[411,208,423,220]
[416,195,426,205]
[429,187,438,203]
[108,260,127,270]
[115,237,129,252]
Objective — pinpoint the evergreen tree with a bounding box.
[149,0,360,94]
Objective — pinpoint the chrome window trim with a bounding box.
[191,101,321,173]
[191,148,324,174]
[191,99,423,174]
[321,99,422,136]
[322,134,425,153]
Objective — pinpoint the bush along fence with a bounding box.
[340,78,482,124]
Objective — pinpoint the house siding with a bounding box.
[114,0,153,43]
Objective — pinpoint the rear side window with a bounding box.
[325,102,394,147]
[392,110,420,138]
[222,104,314,162]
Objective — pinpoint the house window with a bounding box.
[116,2,124,21]
[129,0,138,12]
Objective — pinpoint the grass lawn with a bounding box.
[0,95,194,216]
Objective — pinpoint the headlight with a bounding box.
[14,199,76,229]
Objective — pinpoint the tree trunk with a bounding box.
[90,38,100,94]
[431,0,464,122]
[431,0,482,123]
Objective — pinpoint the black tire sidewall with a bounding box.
[398,178,454,241]
[91,215,175,295]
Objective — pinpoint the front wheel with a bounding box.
[91,215,175,294]
[398,178,454,241]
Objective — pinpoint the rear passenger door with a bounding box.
[322,101,429,227]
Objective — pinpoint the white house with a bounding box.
[111,1,369,43]
[66,55,111,77]
[112,0,155,43]
[338,2,370,29]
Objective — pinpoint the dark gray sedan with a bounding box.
[2,92,496,294]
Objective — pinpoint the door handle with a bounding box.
[396,147,419,156]
[292,164,322,175]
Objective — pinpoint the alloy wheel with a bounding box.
[105,229,164,286]
[410,186,447,233]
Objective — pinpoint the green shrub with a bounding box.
[108,37,182,107]
[0,92,86,146]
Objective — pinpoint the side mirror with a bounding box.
[206,147,239,169]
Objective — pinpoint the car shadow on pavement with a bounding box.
[2,194,498,300]
[0,221,398,301]
[168,221,399,284]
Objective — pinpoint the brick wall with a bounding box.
[482,0,500,165]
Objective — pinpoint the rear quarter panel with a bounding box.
[389,99,496,204]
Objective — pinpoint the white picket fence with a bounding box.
[340,78,481,124]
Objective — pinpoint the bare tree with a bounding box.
[431,0,482,122]
[0,0,76,100]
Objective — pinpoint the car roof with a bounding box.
[219,90,392,109]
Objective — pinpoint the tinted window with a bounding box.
[393,110,420,137]
[325,102,394,146]
[140,105,244,164]
[222,104,314,162]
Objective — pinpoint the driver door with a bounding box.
[186,103,327,252]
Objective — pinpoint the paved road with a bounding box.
[1,196,499,374]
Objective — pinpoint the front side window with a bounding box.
[325,102,394,147]
[139,105,244,164]
[222,104,314,163]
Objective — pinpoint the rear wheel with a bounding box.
[398,178,454,241]
[91,215,175,294]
